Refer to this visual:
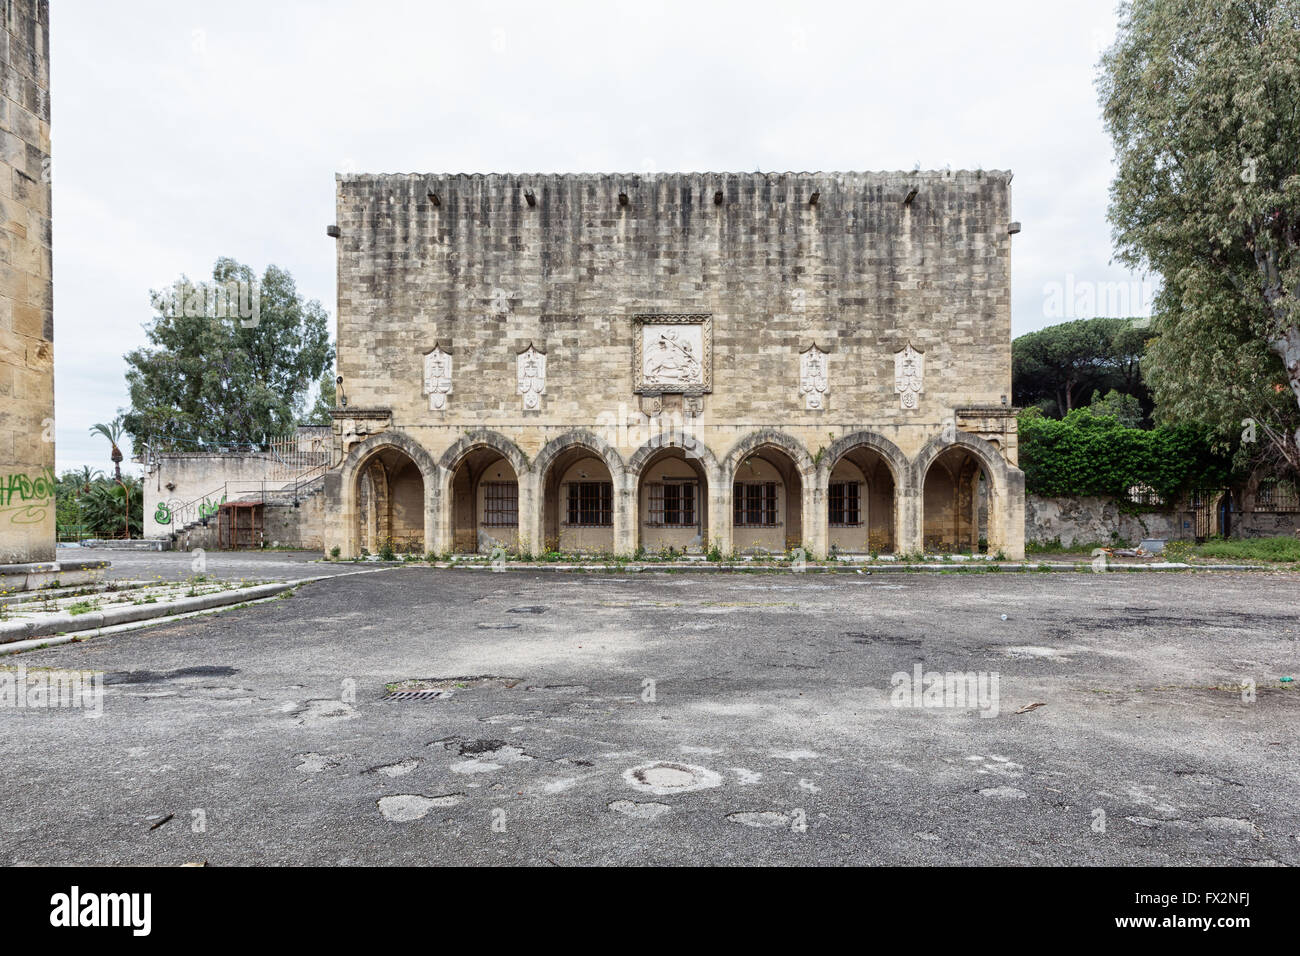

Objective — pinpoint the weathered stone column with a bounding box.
[896,473,924,557]
[517,470,539,557]
[708,465,729,556]
[1001,467,1026,560]
[0,2,53,565]
[805,476,827,559]
[615,471,636,556]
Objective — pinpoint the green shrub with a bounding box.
[1018,409,1230,500]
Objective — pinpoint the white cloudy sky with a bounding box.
[50,0,1147,474]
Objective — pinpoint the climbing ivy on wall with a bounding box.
[1018,409,1231,501]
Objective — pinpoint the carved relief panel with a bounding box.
[423,345,453,411]
[799,344,829,410]
[632,314,712,395]
[516,344,546,411]
[894,343,924,410]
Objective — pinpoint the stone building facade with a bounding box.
[0,0,53,564]
[323,170,1026,559]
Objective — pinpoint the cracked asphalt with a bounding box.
[3,552,1299,865]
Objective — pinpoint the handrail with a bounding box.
[158,459,332,535]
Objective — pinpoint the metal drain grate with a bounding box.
[380,690,449,702]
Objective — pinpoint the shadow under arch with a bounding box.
[439,431,531,554]
[722,429,815,554]
[720,429,816,484]
[338,430,440,556]
[627,431,721,555]
[534,429,629,554]
[817,430,910,554]
[912,431,1014,555]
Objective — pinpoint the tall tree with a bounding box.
[122,258,333,454]
[1099,0,1300,472]
[89,417,125,480]
[1012,317,1153,418]
[305,369,338,426]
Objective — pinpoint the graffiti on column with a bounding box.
[0,467,56,524]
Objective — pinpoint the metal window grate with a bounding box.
[733,482,778,528]
[646,481,696,527]
[828,481,862,527]
[482,481,519,527]
[1257,481,1300,513]
[566,481,613,527]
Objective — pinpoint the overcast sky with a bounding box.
[49,0,1147,475]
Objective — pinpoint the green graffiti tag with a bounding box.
[154,502,172,525]
[0,467,56,525]
[198,495,226,520]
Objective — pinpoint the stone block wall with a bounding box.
[328,170,1026,558]
[0,0,51,563]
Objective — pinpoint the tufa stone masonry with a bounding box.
[0,0,52,565]
[323,170,1026,559]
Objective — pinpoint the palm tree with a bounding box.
[89,418,125,480]
[73,465,103,494]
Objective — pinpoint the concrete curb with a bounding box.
[400,561,1277,574]
[0,594,289,655]
[0,581,296,644]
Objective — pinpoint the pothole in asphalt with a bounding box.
[294,700,359,727]
[105,665,239,685]
[366,759,419,777]
[295,752,339,774]
[609,800,673,819]
[377,793,462,822]
[623,761,722,796]
[978,786,1028,799]
[507,606,548,614]
[727,811,792,828]
[432,737,535,774]
[476,623,521,630]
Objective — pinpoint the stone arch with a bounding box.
[534,430,630,554]
[627,433,721,555]
[912,431,1023,557]
[911,431,1010,489]
[627,431,720,479]
[438,430,530,478]
[723,430,815,554]
[817,431,909,555]
[336,430,441,558]
[534,429,627,483]
[721,430,816,484]
[817,431,908,487]
[439,431,530,555]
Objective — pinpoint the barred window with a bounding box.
[647,481,697,527]
[828,481,862,527]
[566,481,613,527]
[1257,481,1300,512]
[1125,483,1165,507]
[733,482,778,528]
[482,481,518,527]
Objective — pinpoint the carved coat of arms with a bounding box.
[516,345,546,410]
[423,346,453,411]
[800,345,829,410]
[894,344,924,410]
